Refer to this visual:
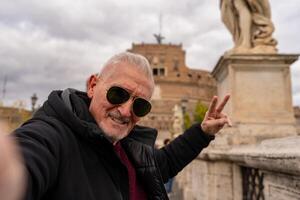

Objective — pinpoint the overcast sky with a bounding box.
[1,0,299,109]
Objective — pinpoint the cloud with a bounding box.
[0,0,299,108]
[0,22,114,107]
[271,0,300,106]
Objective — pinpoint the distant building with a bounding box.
[128,43,217,143]
[0,106,32,134]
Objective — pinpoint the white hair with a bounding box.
[99,52,154,85]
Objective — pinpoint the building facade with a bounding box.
[128,43,217,143]
[0,106,32,134]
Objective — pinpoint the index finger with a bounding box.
[216,94,230,113]
[207,96,218,114]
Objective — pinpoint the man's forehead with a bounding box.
[104,63,147,81]
[100,62,153,96]
[101,62,134,78]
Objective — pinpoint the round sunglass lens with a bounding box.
[133,98,151,117]
[107,87,130,104]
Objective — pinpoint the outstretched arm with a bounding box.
[155,95,232,182]
[0,135,26,200]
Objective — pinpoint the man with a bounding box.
[3,52,231,200]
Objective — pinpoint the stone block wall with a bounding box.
[264,171,300,200]
[171,136,300,200]
[172,160,242,200]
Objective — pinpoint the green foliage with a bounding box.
[184,113,191,130]
[193,101,208,123]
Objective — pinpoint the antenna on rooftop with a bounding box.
[1,75,7,102]
[153,13,165,44]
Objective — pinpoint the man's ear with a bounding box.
[87,74,99,98]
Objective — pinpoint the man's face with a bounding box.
[87,62,153,143]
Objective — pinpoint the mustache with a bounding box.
[108,110,130,123]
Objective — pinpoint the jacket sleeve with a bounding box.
[154,123,214,182]
[13,119,62,200]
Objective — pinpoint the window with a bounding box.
[173,60,179,71]
[159,68,165,76]
[152,67,166,76]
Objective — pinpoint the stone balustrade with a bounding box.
[172,136,300,200]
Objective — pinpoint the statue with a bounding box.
[172,104,184,137]
[153,33,165,44]
[220,0,277,54]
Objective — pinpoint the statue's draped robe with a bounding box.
[220,0,277,51]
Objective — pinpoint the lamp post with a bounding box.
[31,93,38,112]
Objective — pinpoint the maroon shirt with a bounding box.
[113,142,147,200]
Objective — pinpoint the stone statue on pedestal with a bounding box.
[220,0,277,54]
[172,104,184,138]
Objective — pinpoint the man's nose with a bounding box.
[117,100,133,117]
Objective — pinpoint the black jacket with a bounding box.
[13,90,214,200]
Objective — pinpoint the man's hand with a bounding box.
[201,94,232,135]
[0,135,25,200]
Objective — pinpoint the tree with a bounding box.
[193,101,208,123]
[184,113,191,130]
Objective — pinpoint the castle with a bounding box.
[127,43,217,143]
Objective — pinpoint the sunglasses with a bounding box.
[106,86,152,117]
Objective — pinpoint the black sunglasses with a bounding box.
[106,86,152,117]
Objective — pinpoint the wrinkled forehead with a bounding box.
[100,63,154,99]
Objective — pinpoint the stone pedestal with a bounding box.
[211,54,299,145]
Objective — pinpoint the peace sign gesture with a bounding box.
[201,94,232,135]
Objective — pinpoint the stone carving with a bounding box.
[220,0,277,54]
[172,104,183,137]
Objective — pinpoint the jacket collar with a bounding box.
[41,89,157,147]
